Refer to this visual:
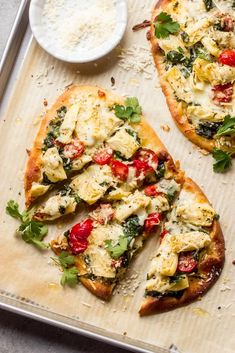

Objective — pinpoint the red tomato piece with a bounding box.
[219,50,235,66]
[177,252,198,273]
[111,160,129,181]
[63,140,85,160]
[144,212,162,231]
[69,218,93,255]
[132,159,152,177]
[93,149,113,165]
[134,148,158,170]
[212,83,233,105]
[69,238,88,254]
[144,185,159,196]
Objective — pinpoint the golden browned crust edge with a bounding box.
[139,177,225,315]
[149,0,216,152]
[24,85,125,208]
[75,257,115,300]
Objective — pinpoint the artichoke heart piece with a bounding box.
[114,190,151,222]
[193,58,235,86]
[165,67,192,103]
[148,238,178,277]
[43,147,67,183]
[175,202,215,226]
[107,127,140,159]
[70,164,113,205]
[30,183,50,198]
[169,231,211,253]
[35,194,77,221]
[58,103,80,144]
[146,273,189,293]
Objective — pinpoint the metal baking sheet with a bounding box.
[0,1,234,353]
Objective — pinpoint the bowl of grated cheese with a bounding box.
[29,0,128,63]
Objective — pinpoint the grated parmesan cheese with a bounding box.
[118,45,154,79]
[42,0,117,54]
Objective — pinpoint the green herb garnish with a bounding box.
[166,50,185,65]
[105,236,128,259]
[212,148,232,173]
[123,216,142,242]
[6,200,48,250]
[154,12,180,39]
[60,267,79,287]
[52,251,79,287]
[114,97,142,123]
[215,115,235,137]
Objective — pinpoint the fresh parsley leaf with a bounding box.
[154,12,180,39]
[60,267,79,287]
[19,220,48,250]
[105,236,128,259]
[125,97,142,115]
[215,115,235,137]
[114,97,142,123]
[6,200,48,250]
[58,251,75,268]
[6,200,22,221]
[212,148,232,173]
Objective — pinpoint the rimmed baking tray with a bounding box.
[0,1,234,353]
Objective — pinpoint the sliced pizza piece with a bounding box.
[51,176,183,299]
[24,86,124,207]
[139,177,225,315]
[149,0,235,170]
[33,121,179,221]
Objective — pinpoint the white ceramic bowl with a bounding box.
[29,0,127,63]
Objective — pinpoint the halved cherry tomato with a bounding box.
[134,148,158,170]
[144,212,162,231]
[63,140,85,160]
[160,229,168,241]
[132,159,152,177]
[219,50,235,66]
[93,149,113,165]
[177,251,198,273]
[68,218,93,254]
[212,83,233,105]
[111,159,129,181]
[144,185,159,196]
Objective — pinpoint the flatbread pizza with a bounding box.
[149,0,235,172]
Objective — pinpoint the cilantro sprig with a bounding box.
[6,200,48,250]
[114,97,142,123]
[215,115,235,137]
[105,236,128,259]
[212,148,232,173]
[154,12,180,39]
[52,251,79,287]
